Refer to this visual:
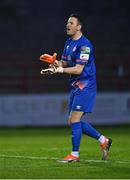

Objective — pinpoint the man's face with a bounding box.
[66,17,81,36]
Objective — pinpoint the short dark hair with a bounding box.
[69,13,84,32]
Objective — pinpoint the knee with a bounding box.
[68,111,83,124]
[68,115,80,124]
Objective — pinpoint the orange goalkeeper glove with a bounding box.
[40,53,57,64]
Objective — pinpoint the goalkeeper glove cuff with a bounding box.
[55,66,64,73]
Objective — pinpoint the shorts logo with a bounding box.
[76,105,81,110]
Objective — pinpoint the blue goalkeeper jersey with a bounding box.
[61,35,97,92]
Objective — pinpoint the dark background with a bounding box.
[0,0,130,94]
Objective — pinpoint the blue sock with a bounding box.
[81,121,101,140]
[71,122,82,151]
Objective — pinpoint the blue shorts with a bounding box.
[69,88,96,114]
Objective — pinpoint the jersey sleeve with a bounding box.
[75,45,91,65]
[61,40,68,61]
[61,48,67,61]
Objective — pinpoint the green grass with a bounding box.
[0,125,130,179]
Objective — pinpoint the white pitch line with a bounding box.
[0,154,58,160]
[82,159,130,164]
[0,154,129,164]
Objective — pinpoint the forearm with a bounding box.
[63,66,83,75]
[53,60,66,67]
[40,63,84,75]
[58,60,67,67]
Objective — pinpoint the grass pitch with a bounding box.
[0,125,130,179]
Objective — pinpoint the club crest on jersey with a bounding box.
[72,46,77,52]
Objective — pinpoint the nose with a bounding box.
[66,24,70,29]
[66,22,70,27]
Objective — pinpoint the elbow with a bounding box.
[75,68,83,75]
[74,64,84,75]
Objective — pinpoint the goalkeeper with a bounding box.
[40,14,112,163]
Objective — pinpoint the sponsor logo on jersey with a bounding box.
[81,46,90,54]
[80,53,89,60]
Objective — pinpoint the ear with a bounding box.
[77,24,82,31]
